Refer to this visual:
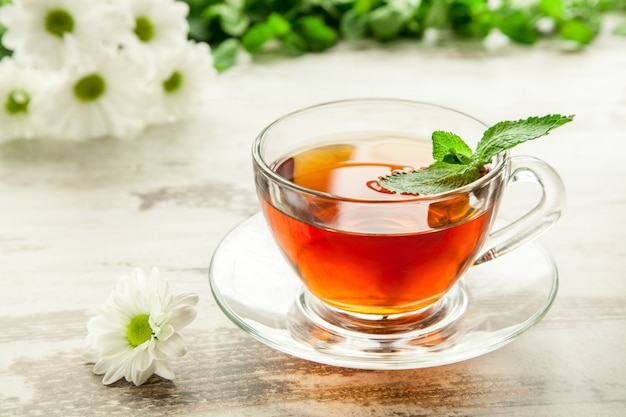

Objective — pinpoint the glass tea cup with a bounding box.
[252,99,565,330]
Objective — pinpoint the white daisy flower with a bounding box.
[0,57,50,142]
[0,0,132,70]
[120,0,190,68]
[149,41,217,124]
[32,49,150,141]
[83,267,199,386]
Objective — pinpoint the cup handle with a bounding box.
[473,156,566,265]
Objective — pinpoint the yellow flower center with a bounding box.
[73,74,106,102]
[5,89,30,114]
[163,71,183,93]
[45,8,74,38]
[126,314,153,347]
[134,16,154,42]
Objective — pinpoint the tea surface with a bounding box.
[273,136,434,200]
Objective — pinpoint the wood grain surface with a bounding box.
[1,20,625,417]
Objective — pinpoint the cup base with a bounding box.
[288,283,468,355]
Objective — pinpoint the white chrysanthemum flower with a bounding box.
[119,0,190,68]
[32,49,151,141]
[0,0,132,70]
[0,57,50,142]
[148,41,217,124]
[83,267,199,386]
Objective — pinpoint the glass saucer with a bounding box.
[209,212,558,370]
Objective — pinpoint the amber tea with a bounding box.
[259,136,496,315]
[252,98,567,328]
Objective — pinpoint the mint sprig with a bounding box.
[378,114,574,195]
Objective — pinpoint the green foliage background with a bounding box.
[0,0,624,70]
[185,0,626,70]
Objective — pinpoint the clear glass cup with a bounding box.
[252,98,565,330]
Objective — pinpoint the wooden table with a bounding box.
[1,22,625,417]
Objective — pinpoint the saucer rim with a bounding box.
[209,212,558,370]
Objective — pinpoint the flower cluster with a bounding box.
[0,0,216,143]
[83,267,199,386]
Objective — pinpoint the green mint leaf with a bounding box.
[340,10,368,39]
[241,13,292,54]
[267,13,291,37]
[474,114,574,165]
[496,9,538,44]
[368,6,407,40]
[208,4,250,37]
[186,16,210,43]
[376,113,574,195]
[448,1,491,38]
[539,0,563,19]
[560,19,596,44]
[211,38,239,72]
[379,162,481,195]
[295,16,338,52]
[281,32,308,56]
[432,130,473,164]
[353,0,374,16]
[424,0,449,29]
[241,23,274,53]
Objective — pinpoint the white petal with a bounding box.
[92,359,112,375]
[154,333,187,359]
[171,292,200,308]
[158,324,175,341]
[102,364,126,385]
[168,304,198,330]
[98,337,131,356]
[131,362,156,386]
[132,347,154,372]
[154,360,175,381]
